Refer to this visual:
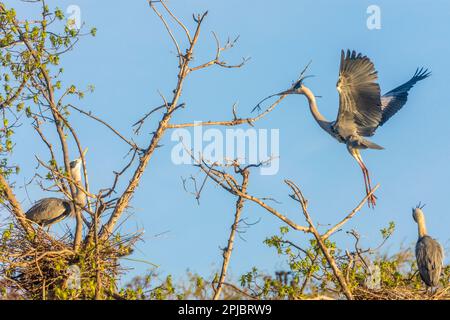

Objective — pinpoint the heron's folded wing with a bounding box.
[333,50,382,137]
[379,68,431,126]
[416,236,444,286]
[25,197,69,225]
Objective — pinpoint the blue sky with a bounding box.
[5,0,450,285]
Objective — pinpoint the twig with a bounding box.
[69,104,142,151]
[322,184,380,240]
[149,0,182,64]
[167,95,287,129]
[189,32,249,72]
[159,0,192,43]
[195,159,311,233]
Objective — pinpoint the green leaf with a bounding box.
[55,8,64,20]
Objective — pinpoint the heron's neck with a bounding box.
[301,86,332,133]
[71,167,86,206]
[75,186,86,207]
[417,219,428,238]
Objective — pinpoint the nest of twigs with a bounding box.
[353,286,450,300]
[0,219,138,299]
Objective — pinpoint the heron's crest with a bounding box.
[415,202,426,210]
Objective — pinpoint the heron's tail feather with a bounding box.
[361,139,384,150]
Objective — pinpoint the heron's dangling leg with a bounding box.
[359,162,370,198]
[363,167,377,207]
[361,163,377,207]
[351,149,377,208]
[357,155,375,192]
[360,164,375,208]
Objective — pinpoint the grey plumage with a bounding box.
[25,152,87,227]
[286,49,429,207]
[380,68,431,126]
[416,236,443,287]
[25,197,73,226]
[412,205,444,289]
[333,50,430,143]
[334,50,382,138]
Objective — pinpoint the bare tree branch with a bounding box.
[213,168,249,300]
[99,6,209,240]
[0,174,35,236]
[285,180,354,300]
[322,184,380,240]
[69,104,142,151]
[167,95,287,129]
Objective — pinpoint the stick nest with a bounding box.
[0,219,138,299]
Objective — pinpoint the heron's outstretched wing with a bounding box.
[379,68,430,126]
[333,50,382,138]
[416,236,444,287]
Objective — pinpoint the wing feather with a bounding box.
[379,68,430,126]
[334,50,382,137]
[25,197,72,226]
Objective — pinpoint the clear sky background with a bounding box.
[4,0,450,285]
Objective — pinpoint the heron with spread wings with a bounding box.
[282,50,430,207]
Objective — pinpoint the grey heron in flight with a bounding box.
[412,204,443,291]
[281,50,430,207]
[25,151,87,227]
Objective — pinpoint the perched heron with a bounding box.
[25,197,74,227]
[25,151,87,227]
[277,50,430,207]
[412,204,444,291]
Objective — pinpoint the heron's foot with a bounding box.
[367,192,377,208]
[429,287,438,296]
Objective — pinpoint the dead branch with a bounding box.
[322,184,380,240]
[284,180,354,300]
[195,159,311,233]
[0,174,34,235]
[213,167,249,300]
[167,95,287,129]
[99,3,255,240]
[189,32,249,72]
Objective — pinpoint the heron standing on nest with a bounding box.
[412,204,444,292]
[25,149,87,227]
